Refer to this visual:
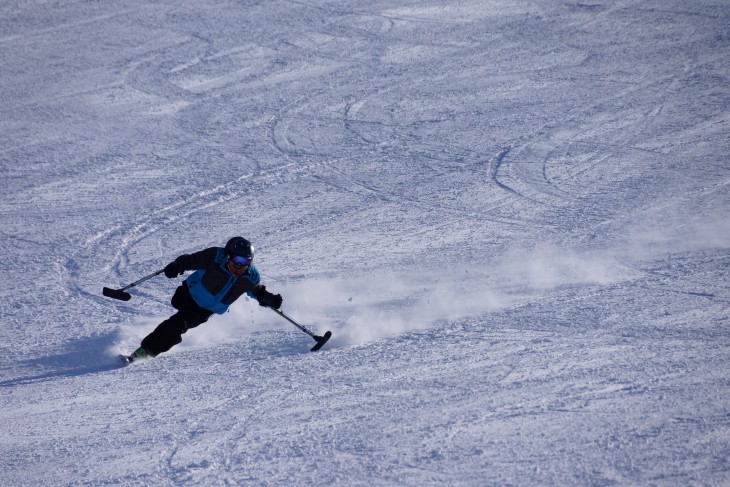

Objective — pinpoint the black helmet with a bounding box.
[225,236,254,259]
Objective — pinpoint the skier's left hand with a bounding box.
[267,293,283,309]
[257,287,283,309]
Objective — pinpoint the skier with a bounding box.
[123,237,283,363]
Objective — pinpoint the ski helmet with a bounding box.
[225,236,254,259]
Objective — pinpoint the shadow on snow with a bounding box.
[0,333,121,388]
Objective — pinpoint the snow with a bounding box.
[1,0,729,485]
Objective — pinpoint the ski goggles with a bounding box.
[230,255,252,267]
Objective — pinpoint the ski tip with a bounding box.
[118,354,133,366]
[310,330,332,352]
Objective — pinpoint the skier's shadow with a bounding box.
[0,333,120,388]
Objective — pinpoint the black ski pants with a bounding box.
[141,283,213,356]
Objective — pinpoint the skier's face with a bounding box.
[227,255,251,277]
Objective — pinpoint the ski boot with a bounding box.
[120,347,150,365]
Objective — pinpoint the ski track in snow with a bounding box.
[1,0,729,485]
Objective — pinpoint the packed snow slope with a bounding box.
[1,0,729,485]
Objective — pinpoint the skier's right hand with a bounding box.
[164,259,185,278]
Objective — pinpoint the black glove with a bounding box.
[164,258,185,278]
[255,286,283,309]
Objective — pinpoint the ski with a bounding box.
[311,331,332,352]
[269,308,332,352]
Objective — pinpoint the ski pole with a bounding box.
[102,268,166,301]
[270,308,332,352]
